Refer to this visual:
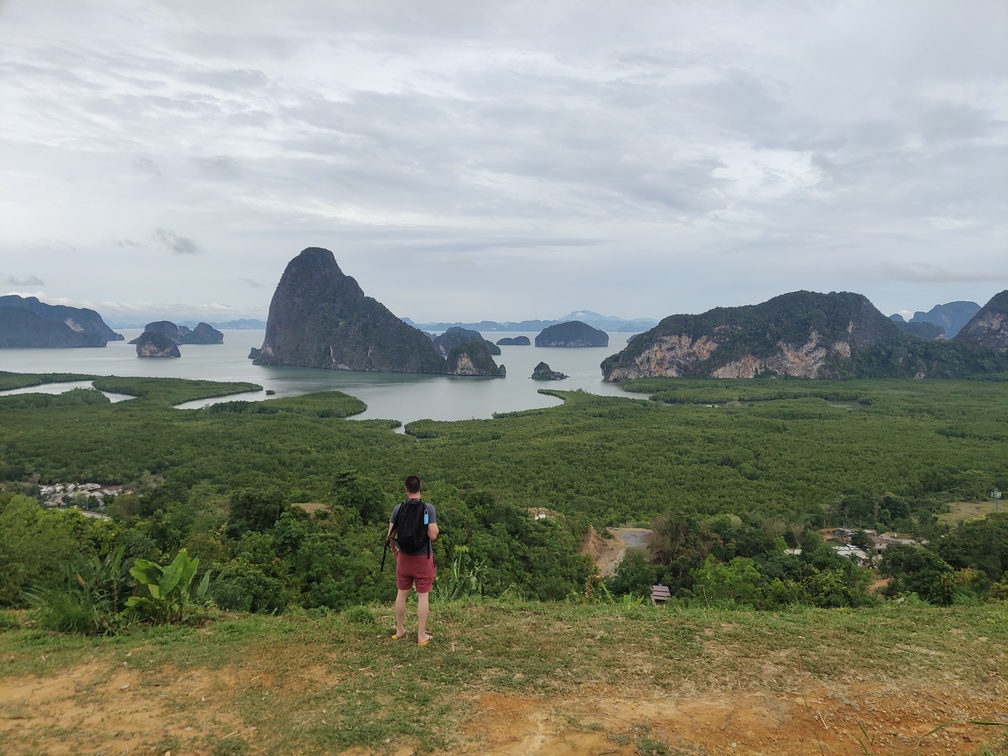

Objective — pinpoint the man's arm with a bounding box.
[426,504,439,541]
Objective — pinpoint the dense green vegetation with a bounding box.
[0,371,96,390]
[1,373,1006,620]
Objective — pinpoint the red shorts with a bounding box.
[395,551,436,593]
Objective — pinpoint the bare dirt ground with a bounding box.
[463,681,1008,755]
[583,526,653,577]
[2,659,1006,754]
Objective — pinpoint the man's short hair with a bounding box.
[405,475,422,494]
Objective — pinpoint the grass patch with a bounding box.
[940,499,998,525]
[0,600,1005,753]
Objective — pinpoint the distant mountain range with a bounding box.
[889,301,980,338]
[403,311,659,333]
[101,305,983,340]
[105,317,267,330]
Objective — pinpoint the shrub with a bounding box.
[210,562,288,614]
[125,549,210,624]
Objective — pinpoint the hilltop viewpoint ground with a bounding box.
[1,599,1006,755]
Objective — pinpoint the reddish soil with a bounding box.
[2,662,1005,754]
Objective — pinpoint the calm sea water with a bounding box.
[0,330,637,426]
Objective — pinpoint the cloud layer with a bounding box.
[1,0,1006,322]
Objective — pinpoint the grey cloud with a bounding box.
[132,157,162,179]
[0,59,94,91]
[193,156,243,180]
[181,68,270,90]
[152,229,201,255]
[113,239,143,248]
[390,236,599,255]
[178,31,302,63]
[240,277,266,289]
[879,263,1008,284]
[6,275,45,286]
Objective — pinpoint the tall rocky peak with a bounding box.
[955,290,1008,353]
[254,247,503,375]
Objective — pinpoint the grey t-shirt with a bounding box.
[389,499,437,556]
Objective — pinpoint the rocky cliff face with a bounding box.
[0,295,122,347]
[955,290,1008,352]
[135,331,181,358]
[602,291,904,381]
[254,248,498,375]
[445,340,506,376]
[535,321,609,347]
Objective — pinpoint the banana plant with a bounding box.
[125,549,210,624]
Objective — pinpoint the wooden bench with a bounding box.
[651,584,671,605]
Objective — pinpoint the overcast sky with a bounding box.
[2,1,1006,325]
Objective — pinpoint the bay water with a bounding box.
[0,330,637,427]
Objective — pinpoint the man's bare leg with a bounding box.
[393,588,410,638]
[417,591,432,645]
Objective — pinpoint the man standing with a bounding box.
[388,475,438,646]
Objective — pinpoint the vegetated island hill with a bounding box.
[535,320,609,347]
[0,295,123,348]
[602,289,1008,381]
[251,247,504,376]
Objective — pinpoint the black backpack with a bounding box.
[382,499,430,571]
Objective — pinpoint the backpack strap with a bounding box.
[421,500,431,559]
